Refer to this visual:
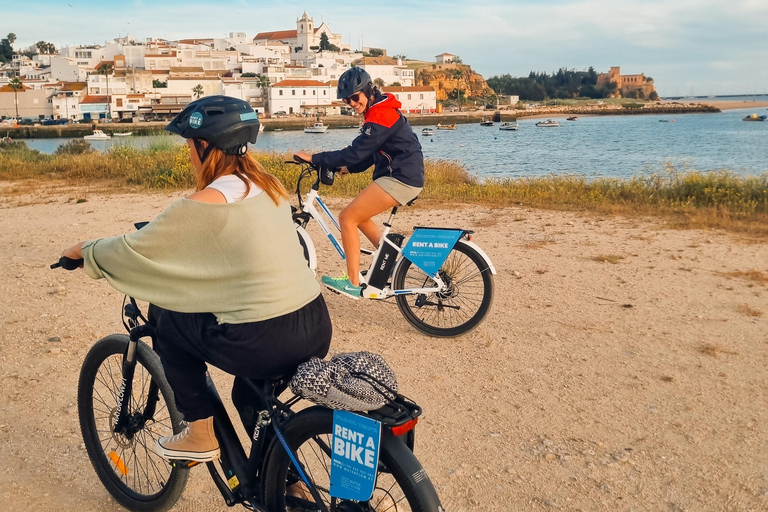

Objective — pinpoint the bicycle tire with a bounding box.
[78,334,189,512]
[262,407,442,512]
[393,240,494,337]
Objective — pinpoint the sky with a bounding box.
[4,0,768,97]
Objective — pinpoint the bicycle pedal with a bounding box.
[170,460,201,468]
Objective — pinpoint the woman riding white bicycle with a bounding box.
[295,67,425,299]
[60,95,332,463]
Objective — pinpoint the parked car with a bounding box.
[273,111,287,117]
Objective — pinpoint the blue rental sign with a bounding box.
[402,228,463,278]
[330,411,382,501]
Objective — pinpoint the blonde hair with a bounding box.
[194,141,288,205]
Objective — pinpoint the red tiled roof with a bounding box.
[60,82,87,91]
[0,84,31,92]
[81,95,109,104]
[93,60,114,71]
[272,79,330,87]
[254,30,299,40]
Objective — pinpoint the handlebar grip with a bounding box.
[51,256,84,270]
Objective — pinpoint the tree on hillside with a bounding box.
[319,33,330,51]
[35,41,57,54]
[417,69,431,86]
[96,63,114,118]
[452,55,463,64]
[0,34,14,64]
[192,84,204,99]
[368,48,384,57]
[8,77,24,119]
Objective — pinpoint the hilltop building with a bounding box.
[253,12,347,58]
[596,66,656,98]
[435,53,455,64]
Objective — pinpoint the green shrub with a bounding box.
[55,139,93,155]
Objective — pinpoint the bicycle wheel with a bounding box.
[262,407,442,512]
[393,240,494,337]
[78,334,189,512]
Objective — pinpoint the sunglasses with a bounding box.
[343,93,362,105]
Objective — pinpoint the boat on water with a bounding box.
[112,132,132,137]
[535,119,561,127]
[304,120,329,133]
[421,127,434,136]
[480,118,495,126]
[566,116,578,121]
[742,114,767,122]
[83,129,111,140]
[436,123,456,130]
[499,121,519,131]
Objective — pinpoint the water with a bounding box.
[20,106,768,180]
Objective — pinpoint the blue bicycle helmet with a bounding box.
[165,95,260,156]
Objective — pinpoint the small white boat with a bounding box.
[112,132,132,137]
[480,118,495,127]
[499,121,519,131]
[421,128,434,136]
[535,119,561,127]
[304,121,329,133]
[83,129,111,140]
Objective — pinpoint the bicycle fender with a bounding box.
[457,240,497,275]
[295,225,317,273]
[380,428,443,511]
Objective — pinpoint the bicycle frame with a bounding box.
[112,302,330,512]
[292,167,448,300]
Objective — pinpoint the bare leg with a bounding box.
[338,182,399,286]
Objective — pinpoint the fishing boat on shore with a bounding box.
[436,123,456,130]
[742,113,766,122]
[499,121,519,131]
[112,131,132,137]
[421,127,434,136]
[480,117,495,126]
[304,120,329,133]
[83,129,111,140]
[535,119,561,127]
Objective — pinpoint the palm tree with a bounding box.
[8,77,23,120]
[96,63,114,119]
[192,84,204,99]
[257,75,270,111]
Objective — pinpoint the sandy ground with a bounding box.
[1,183,767,512]
[673,99,768,111]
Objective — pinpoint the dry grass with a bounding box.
[2,143,768,235]
[698,343,739,357]
[593,254,625,264]
[726,270,768,286]
[737,304,763,317]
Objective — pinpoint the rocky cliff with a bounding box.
[414,63,493,101]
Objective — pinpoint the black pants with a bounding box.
[149,294,332,421]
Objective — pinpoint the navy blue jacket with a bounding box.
[312,94,425,188]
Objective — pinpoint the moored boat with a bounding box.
[436,123,456,130]
[480,117,495,126]
[112,131,132,137]
[304,120,329,133]
[421,127,434,136]
[499,121,519,131]
[742,114,767,122]
[83,129,111,140]
[535,119,561,127]
[566,116,578,121]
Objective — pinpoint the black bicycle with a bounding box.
[53,255,443,512]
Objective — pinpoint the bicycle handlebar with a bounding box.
[51,256,84,270]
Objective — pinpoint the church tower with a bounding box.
[297,12,314,52]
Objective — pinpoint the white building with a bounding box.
[435,53,455,64]
[50,82,88,120]
[355,57,414,87]
[381,86,437,113]
[268,79,335,115]
[253,12,348,60]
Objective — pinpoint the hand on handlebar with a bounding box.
[52,242,85,270]
[293,152,313,164]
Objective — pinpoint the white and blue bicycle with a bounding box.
[288,159,496,338]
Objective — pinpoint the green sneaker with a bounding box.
[321,274,362,300]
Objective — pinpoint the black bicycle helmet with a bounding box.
[165,95,260,156]
[337,67,372,99]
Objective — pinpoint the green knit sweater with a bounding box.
[82,194,320,324]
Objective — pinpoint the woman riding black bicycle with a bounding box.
[60,95,332,463]
[295,67,425,300]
